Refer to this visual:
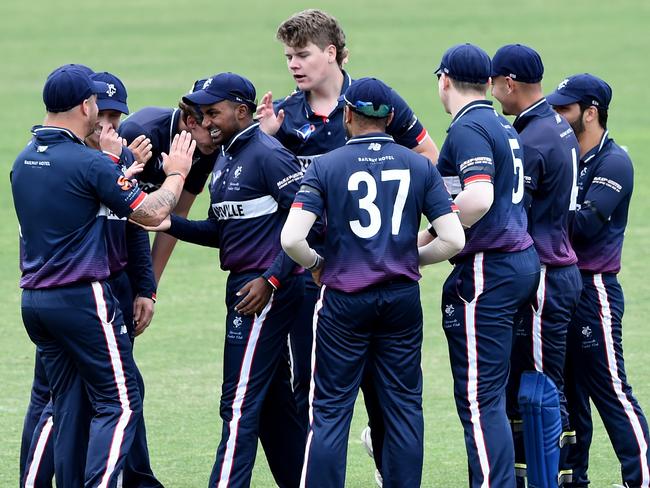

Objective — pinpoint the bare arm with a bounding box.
[454,181,494,228]
[151,189,197,283]
[412,135,440,164]
[418,213,465,265]
[129,131,196,227]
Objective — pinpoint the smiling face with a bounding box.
[199,100,244,146]
[283,42,337,92]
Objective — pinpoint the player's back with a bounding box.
[438,102,533,258]
[303,133,453,293]
[515,100,579,266]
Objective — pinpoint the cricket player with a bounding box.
[424,43,541,488]
[281,77,465,488]
[256,10,440,483]
[145,72,306,488]
[20,69,162,488]
[12,66,195,487]
[118,79,219,283]
[491,44,582,487]
[548,73,650,488]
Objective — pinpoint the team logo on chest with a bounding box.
[233,165,243,179]
[294,123,316,141]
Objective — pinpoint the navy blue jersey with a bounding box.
[12,126,145,289]
[570,131,633,273]
[274,72,428,171]
[168,123,303,283]
[293,133,455,293]
[118,107,216,194]
[104,147,156,298]
[513,99,579,266]
[437,100,533,258]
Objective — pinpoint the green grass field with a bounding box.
[1,0,649,486]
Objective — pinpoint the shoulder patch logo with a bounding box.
[117,175,133,191]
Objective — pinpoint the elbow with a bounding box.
[450,231,466,256]
[280,226,297,254]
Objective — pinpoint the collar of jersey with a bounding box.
[582,130,610,164]
[31,125,86,145]
[513,98,549,131]
[299,70,353,119]
[346,133,395,145]
[221,122,260,155]
[448,100,494,130]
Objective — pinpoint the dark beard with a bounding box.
[569,116,585,137]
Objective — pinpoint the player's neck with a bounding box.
[514,92,544,115]
[578,126,606,158]
[448,94,486,119]
[307,68,344,115]
[44,114,90,141]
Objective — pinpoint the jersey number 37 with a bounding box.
[348,170,410,239]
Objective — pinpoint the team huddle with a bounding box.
[10,8,649,488]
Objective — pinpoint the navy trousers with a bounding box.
[442,248,540,488]
[564,272,650,488]
[20,273,161,488]
[208,272,305,488]
[507,264,582,483]
[22,281,143,488]
[301,280,424,488]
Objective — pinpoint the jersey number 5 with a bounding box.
[509,138,524,204]
[348,170,410,239]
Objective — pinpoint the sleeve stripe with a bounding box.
[451,203,460,213]
[129,191,146,210]
[291,202,304,209]
[267,275,280,289]
[464,174,492,185]
[416,128,428,144]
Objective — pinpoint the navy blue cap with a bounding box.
[91,72,129,115]
[190,78,209,94]
[546,73,612,110]
[342,77,394,118]
[43,67,109,113]
[48,63,94,77]
[491,44,544,83]
[435,43,492,84]
[182,72,256,109]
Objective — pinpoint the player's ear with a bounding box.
[326,44,336,64]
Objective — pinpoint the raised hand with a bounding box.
[256,91,284,136]
[99,123,124,157]
[162,130,196,178]
[128,135,153,164]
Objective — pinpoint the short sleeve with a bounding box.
[423,162,457,222]
[582,154,633,220]
[292,160,325,217]
[448,123,495,186]
[386,89,428,148]
[261,146,303,209]
[87,155,145,218]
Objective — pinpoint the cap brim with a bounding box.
[434,66,443,75]
[182,90,225,106]
[546,92,579,107]
[97,98,129,115]
[91,81,109,95]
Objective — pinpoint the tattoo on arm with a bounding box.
[131,189,178,226]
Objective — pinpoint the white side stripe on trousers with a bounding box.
[24,416,53,488]
[299,285,326,488]
[465,253,491,488]
[92,282,133,488]
[594,273,650,487]
[217,296,274,488]
[532,265,547,371]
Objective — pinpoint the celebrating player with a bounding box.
[12,65,195,487]
[144,72,306,488]
[257,10,440,483]
[548,74,650,488]
[281,77,464,488]
[491,44,582,487]
[118,79,220,283]
[423,43,541,488]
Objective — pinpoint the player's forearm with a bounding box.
[130,176,184,227]
[280,208,319,269]
[413,135,440,164]
[419,213,465,265]
[454,181,494,228]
